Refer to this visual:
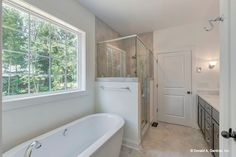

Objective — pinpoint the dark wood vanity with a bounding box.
[198,96,219,157]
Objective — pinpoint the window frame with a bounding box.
[2,0,87,102]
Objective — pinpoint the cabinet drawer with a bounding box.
[212,108,219,124]
[213,120,219,157]
[205,120,212,136]
[205,111,212,125]
[205,131,213,149]
[199,97,206,107]
[204,103,212,115]
[201,106,205,135]
[198,96,212,115]
[198,105,201,128]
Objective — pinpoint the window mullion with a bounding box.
[28,12,31,94]
[49,24,52,92]
[77,35,80,89]
[8,54,12,95]
[65,37,67,90]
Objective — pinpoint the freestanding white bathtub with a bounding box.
[3,113,125,157]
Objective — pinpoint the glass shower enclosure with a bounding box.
[97,35,154,129]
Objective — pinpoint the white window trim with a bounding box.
[3,90,89,111]
[2,0,87,106]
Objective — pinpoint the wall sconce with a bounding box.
[209,61,217,69]
[196,67,202,73]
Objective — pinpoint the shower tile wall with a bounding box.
[138,32,154,51]
[138,32,154,78]
[137,33,154,126]
[95,17,121,77]
[95,17,154,78]
[119,38,136,77]
[97,44,126,77]
[95,17,121,43]
[120,32,154,78]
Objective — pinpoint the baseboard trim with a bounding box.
[122,139,140,150]
[141,123,150,137]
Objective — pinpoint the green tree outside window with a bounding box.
[2,3,79,96]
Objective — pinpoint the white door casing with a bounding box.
[220,0,236,156]
[229,0,236,154]
[157,51,192,127]
[229,0,236,155]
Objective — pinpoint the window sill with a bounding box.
[3,90,88,112]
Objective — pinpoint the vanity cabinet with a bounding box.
[212,107,219,157]
[198,96,219,157]
[213,120,219,157]
[198,103,205,135]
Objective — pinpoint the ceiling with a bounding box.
[78,0,219,35]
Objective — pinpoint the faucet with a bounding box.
[24,141,42,157]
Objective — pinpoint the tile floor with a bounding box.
[120,122,212,157]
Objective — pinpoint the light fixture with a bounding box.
[209,61,217,69]
[196,67,202,73]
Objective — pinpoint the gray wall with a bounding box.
[2,0,96,152]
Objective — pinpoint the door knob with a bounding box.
[221,130,231,139]
[221,128,236,139]
[187,91,192,94]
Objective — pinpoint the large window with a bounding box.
[2,1,85,97]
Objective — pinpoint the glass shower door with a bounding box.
[137,39,149,129]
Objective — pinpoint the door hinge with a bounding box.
[156,108,158,112]
[156,84,158,88]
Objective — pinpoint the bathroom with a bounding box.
[1,0,236,157]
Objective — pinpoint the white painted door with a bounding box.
[220,0,236,156]
[157,51,192,126]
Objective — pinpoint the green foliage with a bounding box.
[2,3,78,96]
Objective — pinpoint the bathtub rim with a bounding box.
[3,113,125,157]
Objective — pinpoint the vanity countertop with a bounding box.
[198,94,219,112]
